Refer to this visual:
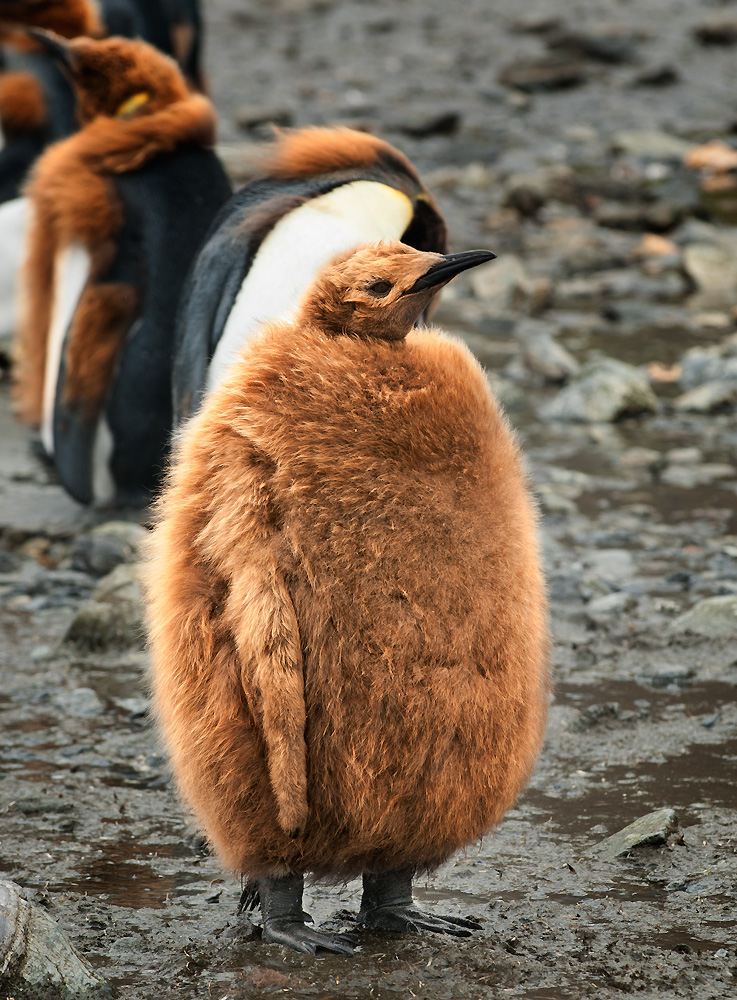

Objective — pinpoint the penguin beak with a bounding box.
[403,249,497,295]
[25,28,78,73]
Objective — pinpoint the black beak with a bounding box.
[403,249,497,295]
[26,28,77,72]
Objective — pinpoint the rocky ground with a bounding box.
[2,0,737,997]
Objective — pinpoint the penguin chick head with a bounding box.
[299,241,496,343]
[26,29,189,124]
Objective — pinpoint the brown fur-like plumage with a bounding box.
[0,0,103,47]
[13,34,216,424]
[0,71,46,137]
[147,243,550,882]
[265,126,416,179]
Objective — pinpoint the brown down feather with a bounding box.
[0,0,103,44]
[264,125,422,183]
[13,37,217,425]
[0,71,46,137]
[145,251,551,881]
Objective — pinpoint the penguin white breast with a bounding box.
[205,180,414,395]
[41,242,90,456]
[0,197,29,339]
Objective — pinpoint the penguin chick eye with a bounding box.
[367,279,393,297]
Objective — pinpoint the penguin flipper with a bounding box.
[173,213,252,425]
[52,281,138,505]
[228,542,308,838]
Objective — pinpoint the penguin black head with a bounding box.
[299,241,496,343]
[26,29,189,124]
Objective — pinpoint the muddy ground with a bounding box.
[2,0,737,997]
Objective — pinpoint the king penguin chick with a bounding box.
[14,30,231,507]
[146,241,551,955]
[172,126,447,424]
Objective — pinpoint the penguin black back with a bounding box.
[172,127,447,424]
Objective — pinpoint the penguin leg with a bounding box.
[357,869,482,937]
[256,874,356,955]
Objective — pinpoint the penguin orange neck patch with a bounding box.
[115,92,151,119]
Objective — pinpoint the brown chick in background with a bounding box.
[145,241,551,955]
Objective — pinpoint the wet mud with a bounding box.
[2,0,737,997]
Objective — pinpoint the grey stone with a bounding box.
[617,447,661,470]
[519,326,580,383]
[679,337,737,389]
[673,380,737,414]
[64,600,143,652]
[665,446,703,465]
[64,563,144,651]
[72,521,146,577]
[585,549,636,587]
[589,808,678,860]
[234,103,294,131]
[661,461,735,487]
[470,254,531,314]
[498,57,589,93]
[693,17,737,45]
[53,687,105,718]
[547,27,639,65]
[93,563,143,605]
[540,359,658,423]
[638,663,696,688]
[611,130,690,160]
[683,242,737,300]
[0,880,106,995]
[585,591,636,623]
[674,595,737,638]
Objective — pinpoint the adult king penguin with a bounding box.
[146,241,551,955]
[172,126,447,423]
[14,30,231,506]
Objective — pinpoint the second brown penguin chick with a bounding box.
[146,241,551,955]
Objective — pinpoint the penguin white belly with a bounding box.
[41,242,90,456]
[0,197,29,339]
[205,180,414,395]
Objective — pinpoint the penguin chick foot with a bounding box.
[358,869,481,938]
[258,873,356,956]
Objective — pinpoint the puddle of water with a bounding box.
[50,839,205,909]
[557,679,737,719]
[526,734,737,842]
[575,484,737,533]
[651,928,733,954]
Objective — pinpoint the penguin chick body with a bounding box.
[172,126,447,424]
[14,31,231,506]
[147,242,550,952]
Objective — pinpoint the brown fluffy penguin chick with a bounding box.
[145,241,551,955]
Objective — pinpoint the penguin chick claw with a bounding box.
[358,870,482,938]
[258,875,356,956]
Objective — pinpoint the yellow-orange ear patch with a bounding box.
[115,92,150,118]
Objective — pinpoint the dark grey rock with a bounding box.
[547,27,640,64]
[498,57,589,92]
[540,359,658,423]
[589,809,678,860]
[637,663,696,689]
[673,381,737,414]
[72,521,146,577]
[234,103,294,131]
[631,65,680,88]
[674,596,737,638]
[693,18,737,46]
[610,130,690,161]
[64,600,143,652]
[520,328,580,383]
